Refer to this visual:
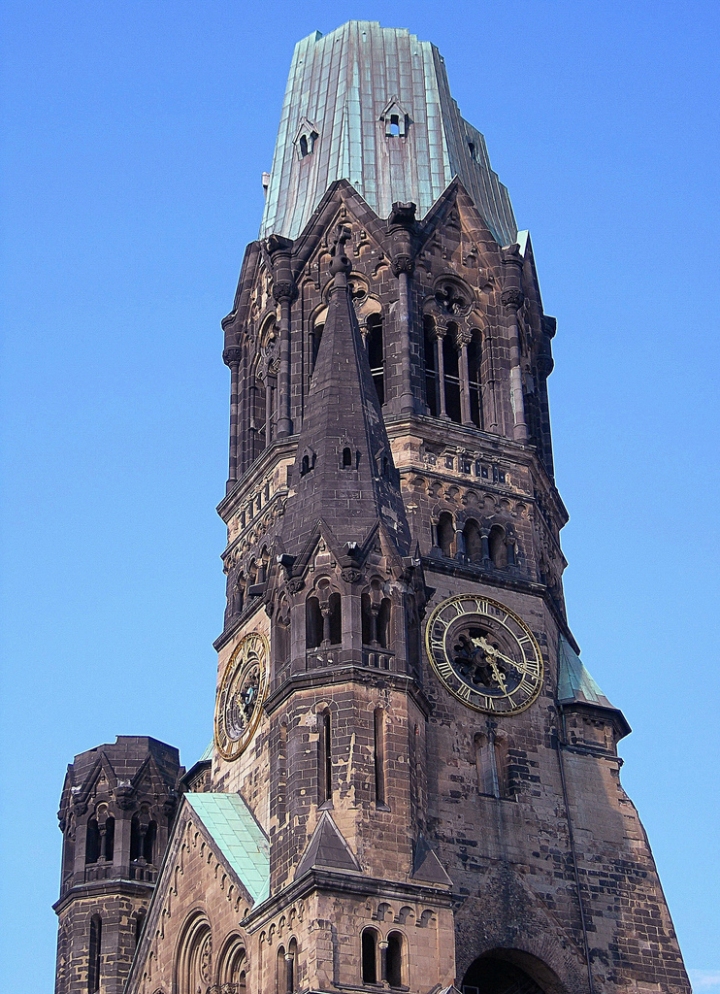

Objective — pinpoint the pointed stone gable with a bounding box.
[280,229,411,558]
[295,811,361,878]
[411,833,452,887]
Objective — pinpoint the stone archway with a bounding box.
[461,953,553,994]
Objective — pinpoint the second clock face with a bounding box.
[215,632,269,761]
[425,594,543,715]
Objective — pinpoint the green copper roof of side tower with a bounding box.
[260,21,518,245]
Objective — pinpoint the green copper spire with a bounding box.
[260,21,517,244]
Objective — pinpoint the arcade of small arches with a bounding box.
[433,512,519,570]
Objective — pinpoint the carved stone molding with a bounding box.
[222,346,243,367]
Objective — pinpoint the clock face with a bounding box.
[215,632,269,761]
[425,595,543,715]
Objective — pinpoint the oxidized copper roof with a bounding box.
[260,21,517,245]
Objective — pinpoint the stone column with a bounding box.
[501,244,528,441]
[434,323,449,419]
[457,327,473,425]
[267,235,296,438]
[388,202,417,415]
[223,346,243,489]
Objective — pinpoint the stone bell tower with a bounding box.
[54,737,182,994]
[119,20,690,994]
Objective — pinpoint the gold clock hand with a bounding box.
[473,636,516,669]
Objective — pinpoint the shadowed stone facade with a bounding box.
[54,21,690,994]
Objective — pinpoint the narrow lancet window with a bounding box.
[361,928,378,983]
[386,932,403,987]
[374,709,386,805]
[319,710,332,803]
[437,513,454,558]
[366,314,384,405]
[88,915,102,993]
[423,316,439,416]
[443,326,462,423]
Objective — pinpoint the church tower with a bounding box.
[115,21,688,994]
[53,737,182,994]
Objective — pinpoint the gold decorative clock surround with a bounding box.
[214,632,269,760]
[425,594,543,715]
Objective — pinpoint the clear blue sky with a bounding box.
[1,1,718,989]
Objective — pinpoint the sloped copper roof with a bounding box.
[185,793,269,905]
[260,21,517,245]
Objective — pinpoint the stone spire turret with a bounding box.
[279,225,411,560]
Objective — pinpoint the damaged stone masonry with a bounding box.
[53,20,690,994]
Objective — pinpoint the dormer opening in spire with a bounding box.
[293,117,319,159]
[381,98,408,138]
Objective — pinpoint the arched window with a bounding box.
[306,597,323,649]
[361,593,373,646]
[143,821,156,864]
[287,938,298,993]
[328,592,342,645]
[62,817,76,883]
[463,519,483,563]
[342,446,352,468]
[489,525,507,568]
[405,599,421,677]
[218,935,247,987]
[437,513,454,558]
[297,130,318,158]
[275,600,291,677]
[361,928,378,984]
[366,313,384,405]
[130,813,154,863]
[176,914,212,994]
[461,955,548,994]
[276,945,286,994]
[312,322,324,370]
[319,710,332,804]
[85,819,101,865]
[377,598,391,648]
[88,915,102,993]
[443,325,462,423]
[423,315,439,416]
[468,329,483,428]
[103,816,115,862]
[386,931,404,987]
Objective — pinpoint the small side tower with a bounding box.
[53,736,182,994]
